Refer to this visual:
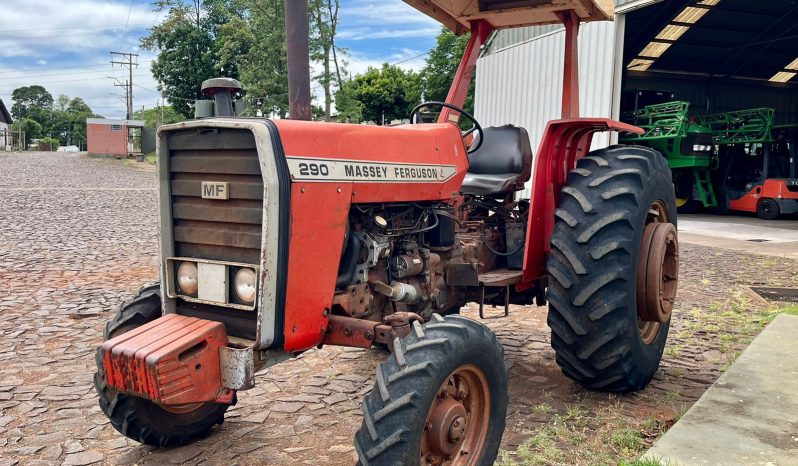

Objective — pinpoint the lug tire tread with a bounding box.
[546,145,675,393]
[355,314,508,466]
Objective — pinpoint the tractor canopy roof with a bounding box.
[402,0,614,34]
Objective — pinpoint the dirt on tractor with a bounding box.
[2,153,797,466]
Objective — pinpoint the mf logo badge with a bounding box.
[201,181,229,200]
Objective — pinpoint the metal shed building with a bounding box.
[0,99,12,150]
[475,0,798,195]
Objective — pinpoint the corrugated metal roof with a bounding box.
[475,21,618,197]
[483,0,644,54]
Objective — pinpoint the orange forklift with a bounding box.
[710,110,798,219]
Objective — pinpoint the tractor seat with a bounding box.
[461,125,533,196]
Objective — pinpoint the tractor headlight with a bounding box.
[233,268,257,304]
[693,144,711,152]
[176,262,198,296]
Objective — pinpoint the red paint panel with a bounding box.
[272,120,469,203]
[438,20,494,124]
[100,314,232,405]
[520,119,644,288]
[282,182,352,352]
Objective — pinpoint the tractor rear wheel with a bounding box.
[546,145,678,392]
[355,314,508,466]
[94,283,231,447]
[757,198,780,220]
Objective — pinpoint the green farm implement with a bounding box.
[621,101,717,209]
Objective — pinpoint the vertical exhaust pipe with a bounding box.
[284,0,312,120]
[201,77,243,117]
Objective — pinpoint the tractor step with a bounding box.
[477,269,523,319]
[100,314,234,405]
[693,169,718,208]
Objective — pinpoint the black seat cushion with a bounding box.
[462,125,533,196]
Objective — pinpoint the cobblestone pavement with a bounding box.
[1,152,797,466]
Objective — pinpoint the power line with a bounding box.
[0,61,152,75]
[0,66,150,81]
[119,0,135,49]
[392,51,430,65]
[0,74,152,87]
[110,51,139,119]
[0,24,150,33]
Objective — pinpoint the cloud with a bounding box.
[0,0,440,119]
[0,0,160,118]
[338,27,441,40]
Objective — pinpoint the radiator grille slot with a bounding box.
[168,129,263,264]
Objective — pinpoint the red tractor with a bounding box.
[95,1,679,464]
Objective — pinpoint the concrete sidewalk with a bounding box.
[643,314,798,465]
[678,214,798,259]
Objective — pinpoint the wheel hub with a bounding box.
[421,365,490,466]
[428,399,468,455]
[637,214,679,325]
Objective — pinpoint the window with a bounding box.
[111,124,122,131]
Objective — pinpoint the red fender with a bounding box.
[519,118,644,289]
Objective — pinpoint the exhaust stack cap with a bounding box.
[201,77,242,117]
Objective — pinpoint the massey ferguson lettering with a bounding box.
[345,165,388,179]
[287,157,457,183]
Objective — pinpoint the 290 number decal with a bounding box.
[298,162,329,177]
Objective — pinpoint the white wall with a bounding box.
[0,122,8,150]
[475,20,621,197]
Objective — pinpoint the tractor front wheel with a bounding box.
[546,145,678,392]
[355,314,508,466]
[94,283,231,447]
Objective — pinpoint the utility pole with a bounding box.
[284,0,312,120]
[110,51,139,158]
[110,52,139,119]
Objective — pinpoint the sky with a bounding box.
[0,0,440,119]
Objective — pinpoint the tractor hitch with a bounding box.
[321,313,422,350]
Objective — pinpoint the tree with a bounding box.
[134,105,184,128]
[11,118,42,145]
[336,64,421,124]
[55,95,71,112]
[141,0,241,118]
[11,85,54,120]
[67,97,93,115]
[334,82,363,123]
[309,0,346,120]
[218,0,289,117]
[421,28,474,114]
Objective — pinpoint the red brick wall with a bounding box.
[87,124,128,156]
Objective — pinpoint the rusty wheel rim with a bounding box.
[160,402,204,414]
[421,364,490,466]
[636,201,679,345]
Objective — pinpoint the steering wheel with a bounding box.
[409,101,484,154]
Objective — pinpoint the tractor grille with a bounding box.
[167,128,263,339]
[168,129,263,264]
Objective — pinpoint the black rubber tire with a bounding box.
[546,145,676,392]
[94,283,230,447]
[355,314,508,466]
[103,283,161,339]
[757,198,780,220]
